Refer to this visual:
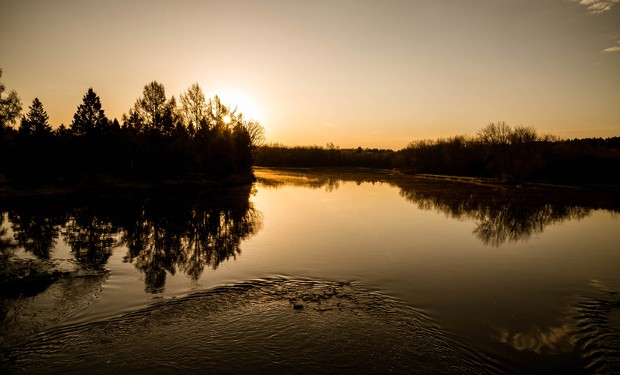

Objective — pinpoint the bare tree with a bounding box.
[242,119,265,147]
[510,125,538,144]
[476,121,513,145]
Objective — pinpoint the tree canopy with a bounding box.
[0,78,265,182]
[19,98,51,137]
[70,88,109,136]
[0,69,22,131]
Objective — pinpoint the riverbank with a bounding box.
[0,172,256,201]
[255,166,620,193]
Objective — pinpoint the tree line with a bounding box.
[2,68,618,186]
[398,122,620,185]
[256,123,620,186]
[255,143,396,169]
[0,69,265,182]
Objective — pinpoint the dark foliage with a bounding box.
[398,122,620,185]
[0,68,617,187]
[0,69,22,132]
[254,123,619,185]
[0,83,262,183]
[255,143,396,169]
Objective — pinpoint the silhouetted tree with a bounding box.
[255,144,395,169]
[398,123,620,185]
[242,119,265,148]
[55,124,70,137]
[69,88,109,136]
[0,69,22,132]
[121,108,144,133]
[18,98,51,137]
[180,83,208,135]
[132,81,171,133]
[207,95,237,129]
[477,122,513,145]
[161,96,179,136]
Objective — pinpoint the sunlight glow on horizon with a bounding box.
[212,88,266,125]
[1,0,618,149]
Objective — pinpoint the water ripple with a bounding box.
[2,277,496,374]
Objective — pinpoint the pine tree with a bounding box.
[19,98,51,137]
[70,88,108,136]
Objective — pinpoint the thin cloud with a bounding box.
[602,40,620,52]
[574,0,620,13]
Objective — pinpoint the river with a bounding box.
[1,168,619,374]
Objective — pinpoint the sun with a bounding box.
[216,89,265,124]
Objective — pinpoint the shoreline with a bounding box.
[0,172,256,201]
[2,167,619,201]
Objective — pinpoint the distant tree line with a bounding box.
[0,69,264,182]
[255,143,396,169]
[399,122,620,185]
[256,123,620,186]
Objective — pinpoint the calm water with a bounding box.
[1,168,619,374]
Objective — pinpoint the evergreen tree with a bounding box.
[70,88,109,136]
[19,98,51,137]
[122,108,144,133]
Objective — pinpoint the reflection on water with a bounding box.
[119,194,262,293]
[1,169,619,373]
[256,168,619,246]
[1,186,262,293]
[495,279,620,372]
[396,183,593,246]
[495,323,575,355]
[64,207,117,268]
[8,210,64,260]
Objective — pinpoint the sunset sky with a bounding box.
[1,0,619,149]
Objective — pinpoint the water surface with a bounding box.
[1,168,619,373]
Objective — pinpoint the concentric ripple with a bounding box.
[1,277,495,374]
[569,281,620,374]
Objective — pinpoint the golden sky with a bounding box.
[1,0,619,149]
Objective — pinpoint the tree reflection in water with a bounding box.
[1,185,262,293]
[396,184,592,246]
[120,193,262,292]
[0,213,18,264]
[257,168,618,247]
[8,208,65,260]
[63,207,118,268]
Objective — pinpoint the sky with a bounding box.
[1,0,619,149]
